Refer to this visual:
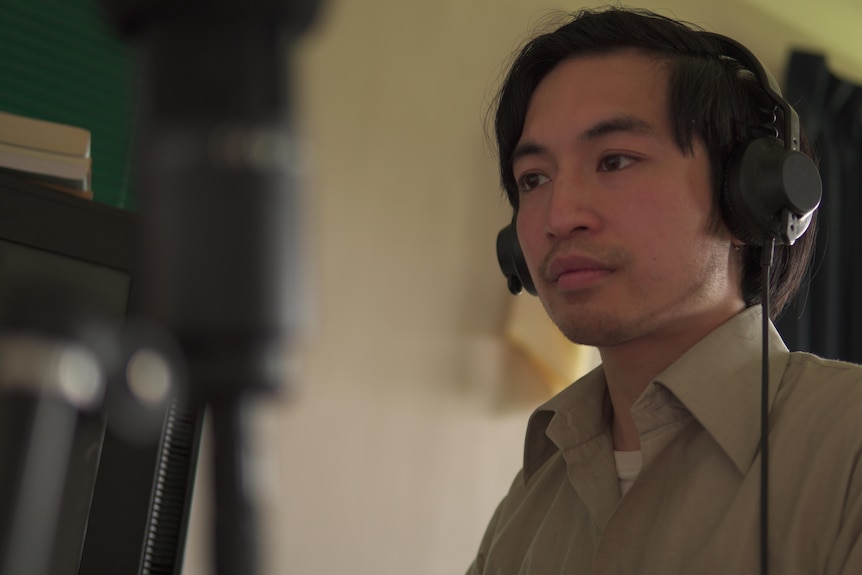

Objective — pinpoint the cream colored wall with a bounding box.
[181,2,861,574]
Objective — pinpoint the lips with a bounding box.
[544,254,614,288]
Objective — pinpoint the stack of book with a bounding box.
[0,110,93,200]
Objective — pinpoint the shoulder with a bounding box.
[783,351,862,391]
[774,352,862,444]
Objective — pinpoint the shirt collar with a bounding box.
[522,306,790,481]
[524,365,610,481]
[647,305,789,474]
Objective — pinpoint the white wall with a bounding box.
[181,2,862,574]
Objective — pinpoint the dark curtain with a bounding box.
[775,51,862,364]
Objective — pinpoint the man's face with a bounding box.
[513,50,744,348]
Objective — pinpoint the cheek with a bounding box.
[515,211,544,267]
[615,193,711,263]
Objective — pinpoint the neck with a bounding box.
[601,303,745,451]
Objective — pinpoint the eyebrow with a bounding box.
[510,115,657,165]
[584,115,655,140]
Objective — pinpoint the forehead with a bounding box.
[522,50,672,137]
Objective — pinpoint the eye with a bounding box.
[516,172,550,193]
[598,154,637,172]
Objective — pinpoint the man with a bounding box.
[468,7,862,575]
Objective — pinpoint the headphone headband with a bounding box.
[701,32,801,152]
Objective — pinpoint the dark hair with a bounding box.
[493,6,817,318]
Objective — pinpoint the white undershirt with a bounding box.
[614,450,643,497]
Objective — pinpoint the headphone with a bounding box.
[496,32,823,296]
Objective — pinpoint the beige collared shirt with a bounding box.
[467,307,862,574]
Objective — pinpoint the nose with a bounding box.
[543,174,601,238]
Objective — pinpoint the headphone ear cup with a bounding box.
[722,141,765,246]
[722,137,822,246]
[496,217,537,295]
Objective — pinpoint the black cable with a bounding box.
[760,238,775,575]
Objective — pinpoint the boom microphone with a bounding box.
[101,2,320,573]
